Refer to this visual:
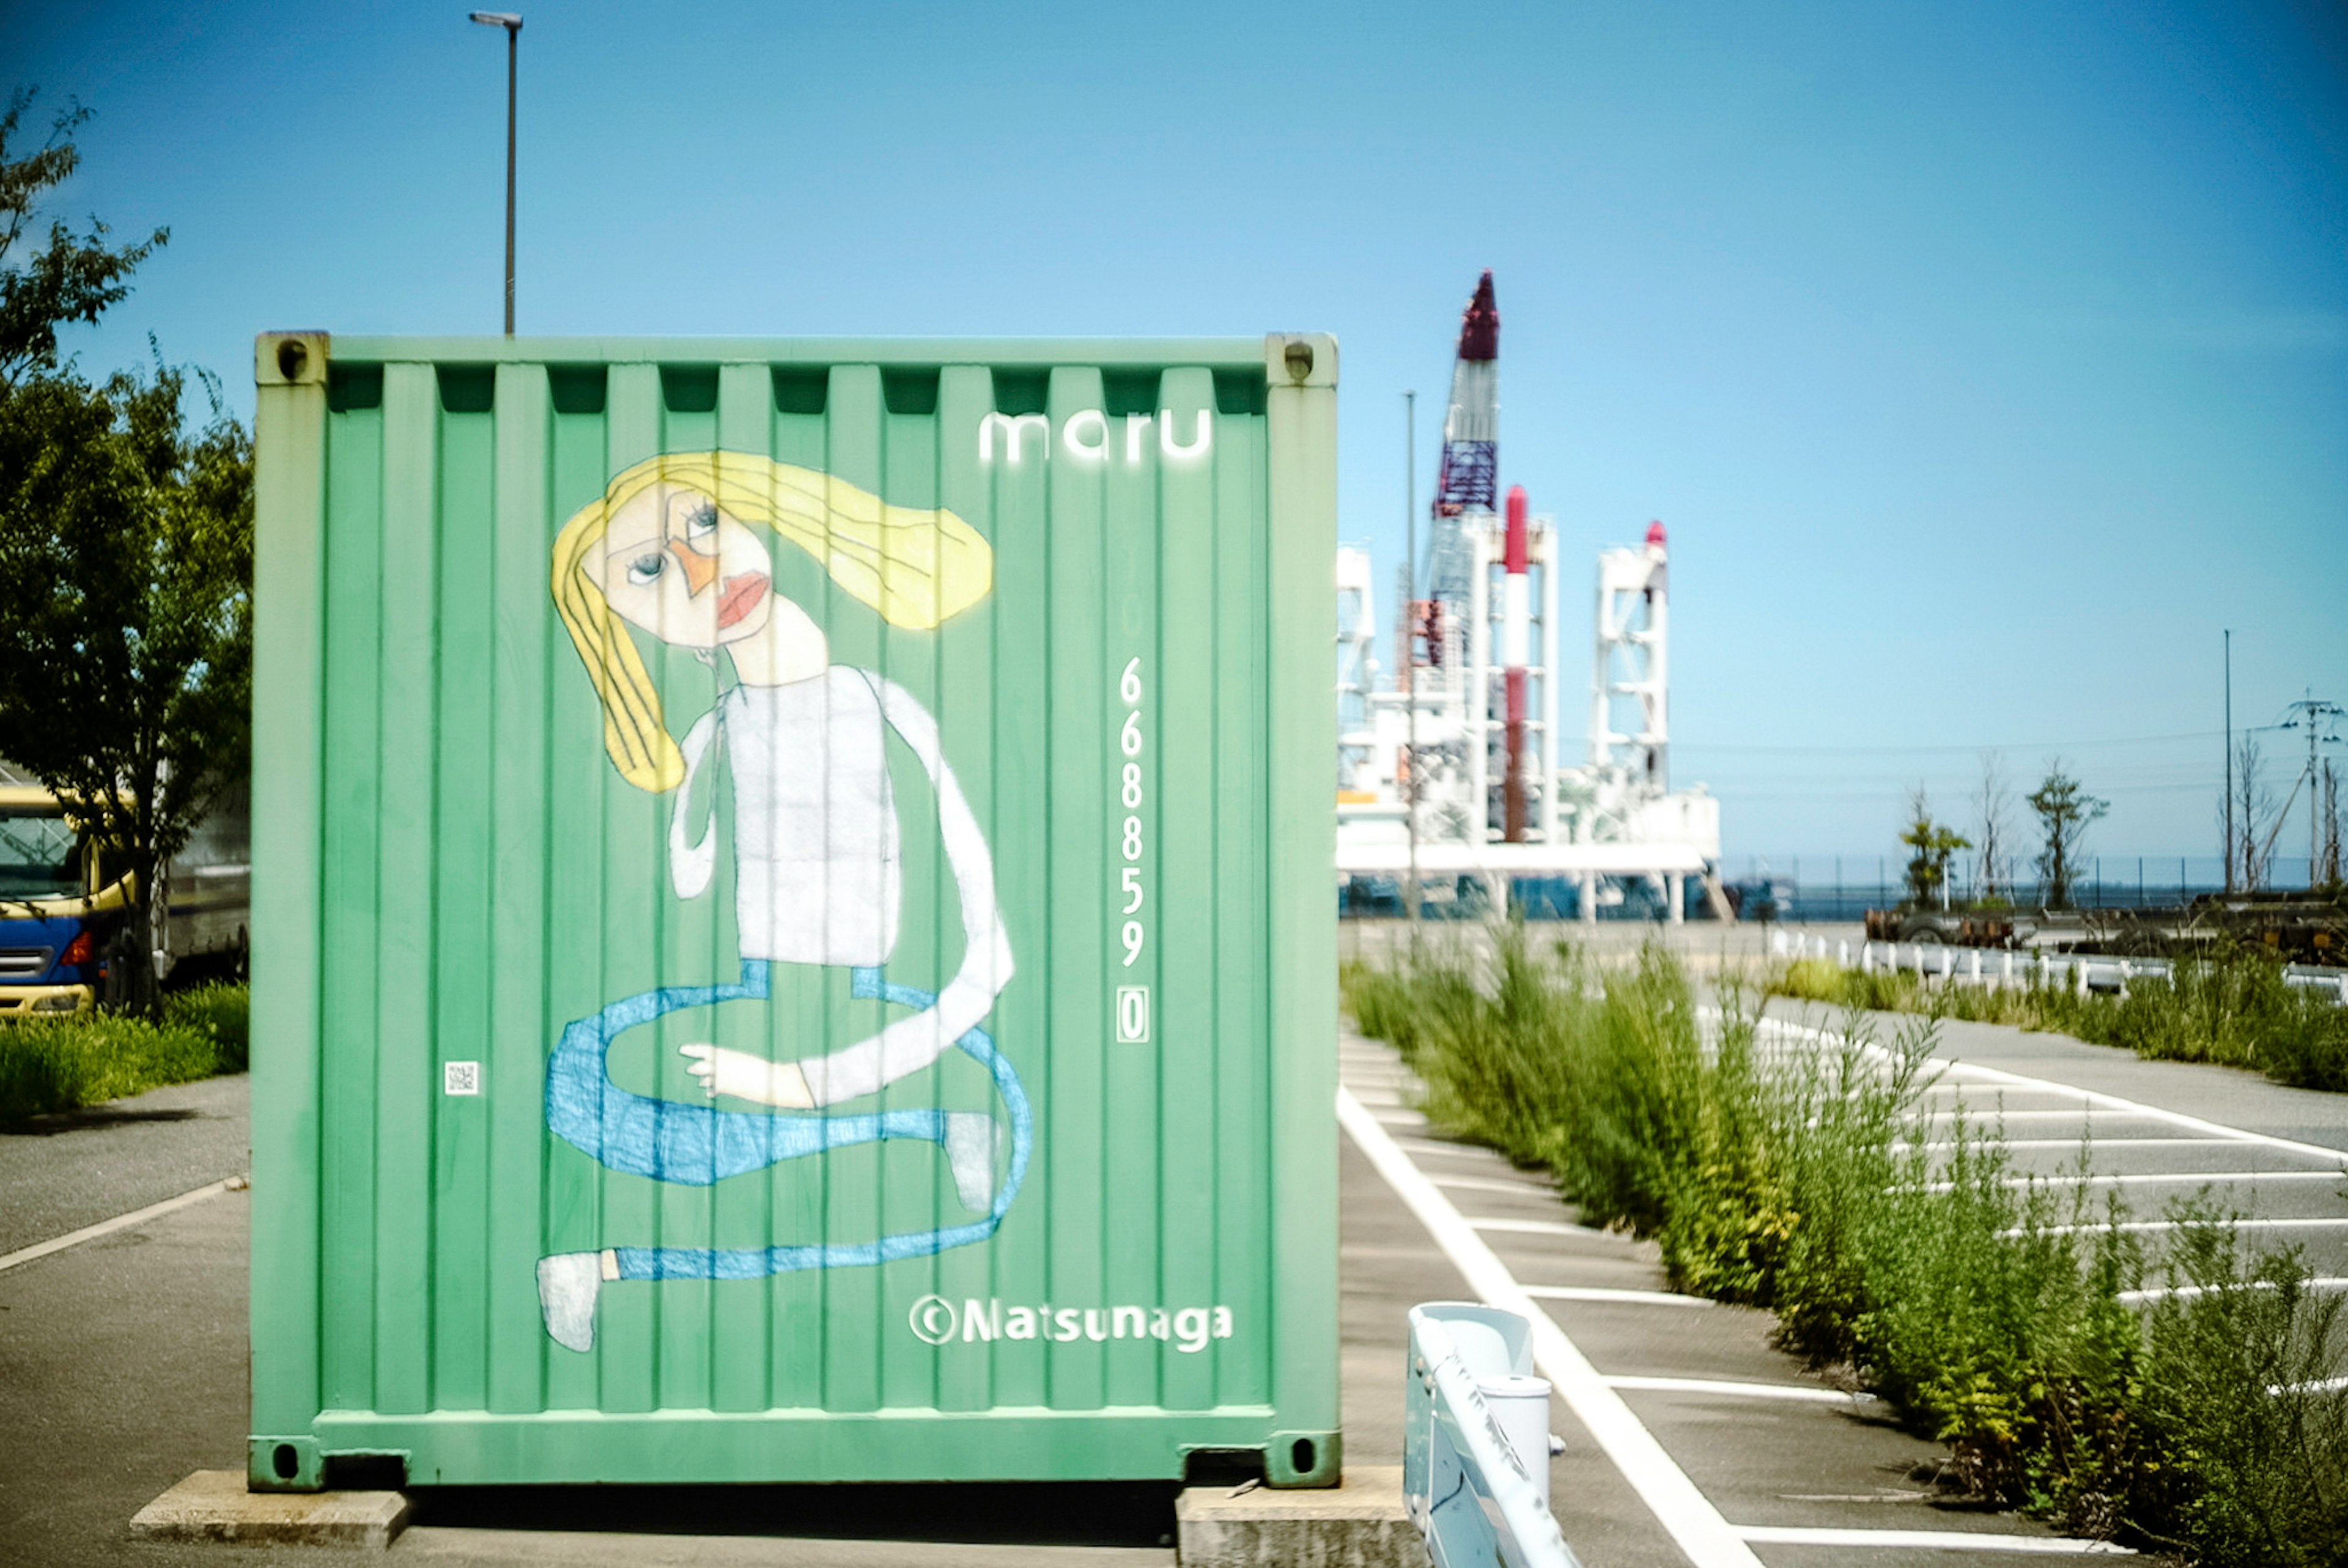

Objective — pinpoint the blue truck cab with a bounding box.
[0,783,124,1014]
[0,781,249,1014]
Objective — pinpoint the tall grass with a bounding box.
[0,982,250,1121]
[1769,948,2348,1092]
[1342,935,2348,1561]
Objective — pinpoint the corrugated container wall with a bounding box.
[248,334,1337,1490]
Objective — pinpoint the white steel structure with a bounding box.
[1334,270,1719,920]
[1336,516,1720,921]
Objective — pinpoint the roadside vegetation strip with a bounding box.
[1334,1084,1769,1568]
[0,982,250,1122]
[1344,937,2348,1566]
[1768,948,2348,1093]
[0,1176,244,1274]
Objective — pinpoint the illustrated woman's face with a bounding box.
[590,484,797,650]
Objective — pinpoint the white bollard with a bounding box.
[1838,940,1850,968]
[2002,951,2015,987]
[1479,1372,1557,1510]
[2075,959,2088,998]
[1968,950,1982,985]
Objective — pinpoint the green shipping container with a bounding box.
[248,333,1338,1492]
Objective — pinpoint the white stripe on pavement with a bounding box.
[1431,1174,1557,1197]
[1337,1083,1770,1568]
[1521,1284,1713,1309]
[1927,1170,2348,1193]
[1466,1216,1601,1238]
[1736,1525,2131,1555]
[1605,1374,1871,1405]
[0,1177,243,1275]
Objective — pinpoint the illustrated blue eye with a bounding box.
[626,552,666,586]
[684,501,718,539]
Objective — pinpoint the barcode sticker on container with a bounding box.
[443,1061,481,1097]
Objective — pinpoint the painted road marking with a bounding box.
[1737,1525,2132,1555]
[1927,1170,2348,1193]
[1431,1174,1557,1197]
[1520,1283,1713,1309]
[1605,1374,1872,1405]
[2018,1216,2348,1237]
[1899,1138,2252,1152]
[2121,1277,2348,1303]
[0,1177,244,1275]
[1466,1216,1603,1238]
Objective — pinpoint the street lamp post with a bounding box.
[470,12,523,336]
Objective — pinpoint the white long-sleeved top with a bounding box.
[670,666,1014,1106]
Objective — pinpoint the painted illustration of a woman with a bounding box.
[532,450,1027,1353]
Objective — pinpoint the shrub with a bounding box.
[1767,946,2348,1092]
[0,983,249,1120]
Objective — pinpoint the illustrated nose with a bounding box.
[668,539,720,597]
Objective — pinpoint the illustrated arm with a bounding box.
[795,677,1015,1107]
[668,708,721,900]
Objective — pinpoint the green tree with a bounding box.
[2028,761,2108,909]
[1,89,166,383]
[1899,786,1970,906]
[0,86,246,1015]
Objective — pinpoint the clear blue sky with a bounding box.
[10,0,2344,867]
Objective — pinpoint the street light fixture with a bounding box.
[469,11,523,336]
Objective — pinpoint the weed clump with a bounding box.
[1768,946,2348,1092]
[0,983,249,1121]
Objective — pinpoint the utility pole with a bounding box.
[470,12,523,335]
[2283,692,2345,888]
[2223,630,2233,893]
[1403,389,1419,949]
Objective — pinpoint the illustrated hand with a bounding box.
[679,1044,816,1108]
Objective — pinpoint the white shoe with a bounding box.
[943,1113,1002,1212]
[536,1252,602,1353]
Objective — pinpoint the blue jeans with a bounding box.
[544,961,1031,1280]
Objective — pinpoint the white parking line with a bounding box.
[1929,1169,2348,1193]
[1606,1374,1871,1405]
[1898,1138,2251,1152]
[2122,1277,2348,1303]
[1902,1109,2167,1122]
[1521,1284,1713,1309]
[1466,1216,1601,1238]
[0,1177,244,1275]
[1389,1135,1503,1160]
[2015,1216,2348,1238]
[1431,1174,1556,1198]
[1736,1525,2132,1555]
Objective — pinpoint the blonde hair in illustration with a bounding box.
[552,450,994,792]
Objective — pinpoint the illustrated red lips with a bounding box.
[715,572,770,629]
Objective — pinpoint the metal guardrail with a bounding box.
[1769,930,2348,1006]
[1406,1302,1583,1568]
